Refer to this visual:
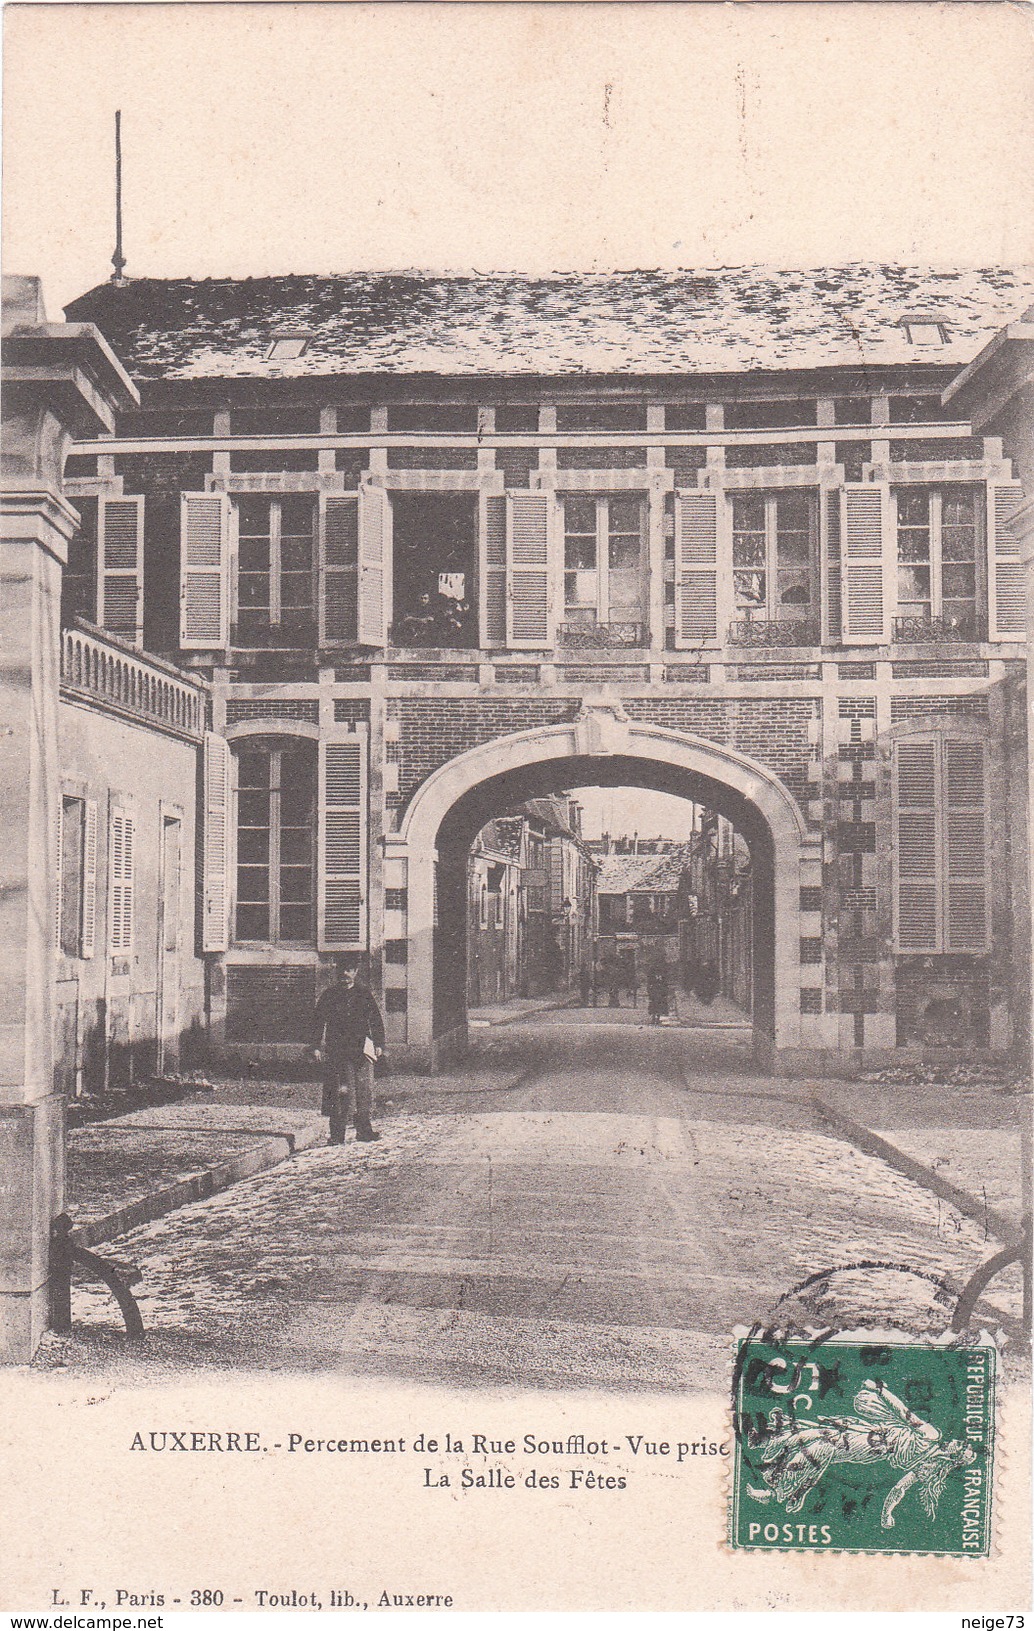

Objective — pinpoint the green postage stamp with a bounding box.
[730,1333,996,1556]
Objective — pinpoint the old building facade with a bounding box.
[54,267,1034,1075]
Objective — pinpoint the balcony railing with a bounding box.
[61,621,208,740]
[558,620,644,649]
[892,615,980,643]
[728,617,819,647]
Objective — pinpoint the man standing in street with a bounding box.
[312,958,385,1143]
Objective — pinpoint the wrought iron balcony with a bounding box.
[558,620,644,649]
[892,614,980,643]
[728,617,819,648]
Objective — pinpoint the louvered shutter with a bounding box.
[893,739,940,952]
[97,497,144,645]
[841,483,889,643]
[180,493,230,649]
[506,493,553,648]
[54,796,64,952]
[108,807,135,955]
[673,491,721,647]
[318,727,368,950]
[944,740,988,951]
[357,485,389,646]
[480,492,507,646]
[987,481,1026,640]
[202,732,231,952]
[81,798,98,959]
[319,494,359,646]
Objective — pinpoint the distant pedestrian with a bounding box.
[695,963,720,1006]
[607,960,622,1008]
[312,957,385,1143]
[625,953,639,1009]
[647,965,669,1025]
[579,963,592,1006]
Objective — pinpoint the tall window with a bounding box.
[234,495,316,647]
[562,495,644,635]
[894,486,981,638]
[731,492,816,629]
[235,740,316,943]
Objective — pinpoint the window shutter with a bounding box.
[202,731,231,952]
[81,798,98,959]
[319,494,359,646]
[480,492,507,646]
[318,726,368,950]
[506,493,553,648]
[97,497,144,645]
[108,807,135,955]
[54,796,64,952]
[840,483,889,644]
[180,492,230,649]
[893,739,940,952]
[357,484,389,646]
[673,491,721,647]
[944,740,988,952]
[987,481,1026,640]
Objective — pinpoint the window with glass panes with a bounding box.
[235,741,316,943]
[562,495,644,631]
[894,487,981,637]
[731,492,816,624]
[234,495,316,646]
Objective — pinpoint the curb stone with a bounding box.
[69,1128,320,1249]
[811,1091,1017,1244]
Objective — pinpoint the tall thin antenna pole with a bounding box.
[111,110,126,284]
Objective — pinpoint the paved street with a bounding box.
[42,1020,1023,1389]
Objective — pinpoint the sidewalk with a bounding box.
[65,1065,528,1248]
[811,1075,1030,1242]
[510,987,749,1029]
[468,991,578,1027]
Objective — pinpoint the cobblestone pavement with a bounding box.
[39,1024,1023,1390]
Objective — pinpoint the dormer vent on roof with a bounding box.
[898,314,950,347]
[267,330,313,360]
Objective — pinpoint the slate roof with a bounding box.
[62,267,1034,382]
[597,846,693,896]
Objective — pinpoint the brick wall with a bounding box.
[393,698,575,800]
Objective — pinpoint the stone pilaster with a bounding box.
[0,276,137,1361]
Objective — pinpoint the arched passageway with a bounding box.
[384,708,820,1070]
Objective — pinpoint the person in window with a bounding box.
[312,957,385,1143]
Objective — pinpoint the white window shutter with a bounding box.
[54,796,64,952]
[357,485,389,646]
[480,492,507,647]
[987,481,1026,640]
[202,732,231,952]
[97,497,144,646]
[841,483,889,644]
[318,726,368,951]
[108,806,135,955]
[944,740,989,952]
[81,798,98,959]
[506,492,553,648]
[673,491,721,647]
[180,492,230,649]
[319,494,359,646]
[893,739,940,952]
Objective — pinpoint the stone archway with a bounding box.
[385,702,820,1071]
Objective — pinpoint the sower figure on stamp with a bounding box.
[312,957,386,1144]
